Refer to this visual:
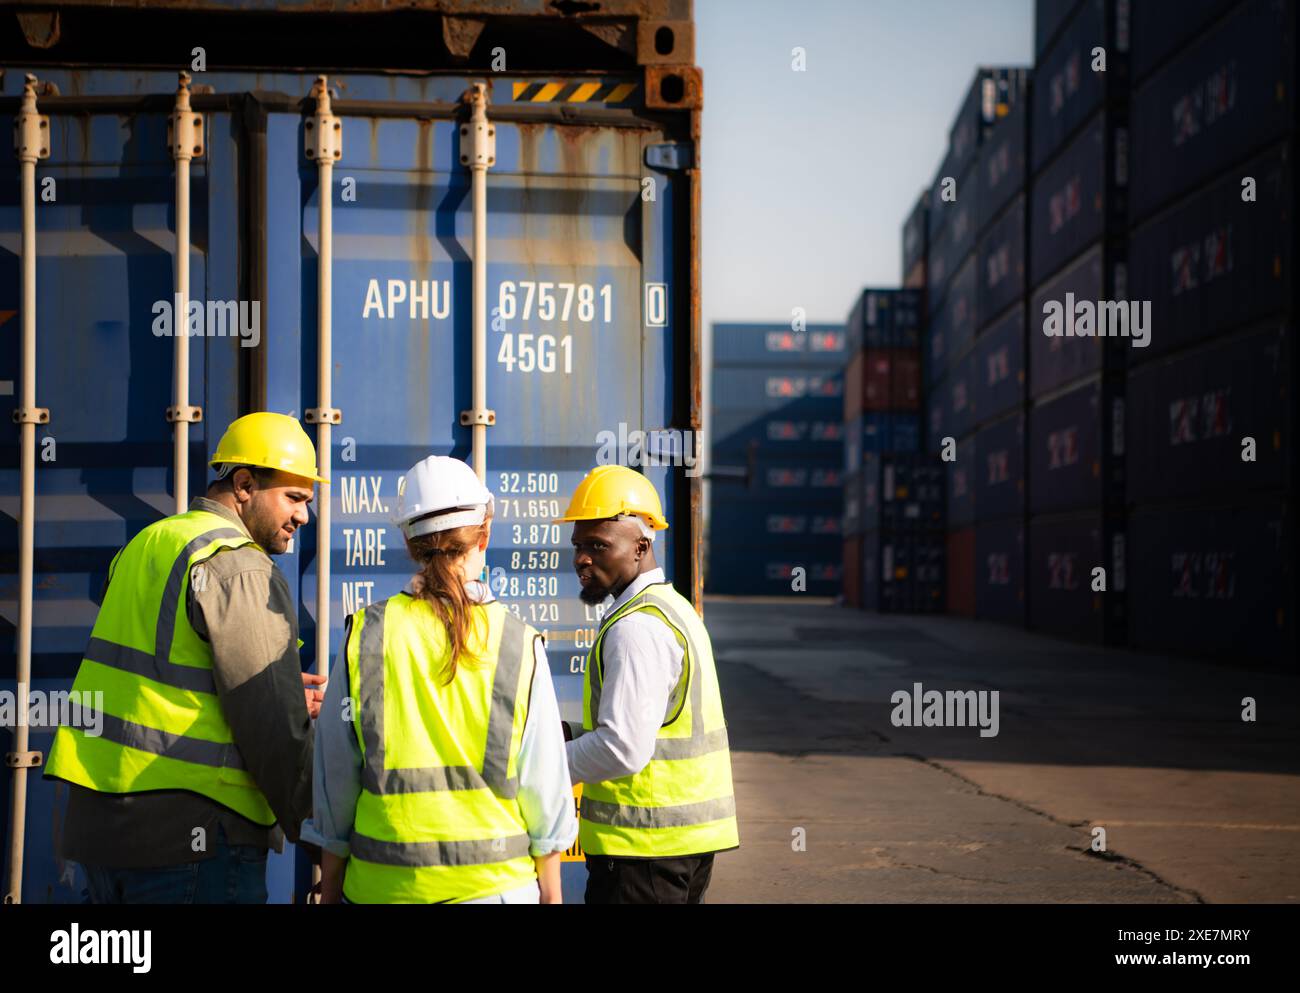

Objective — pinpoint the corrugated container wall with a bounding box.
[1,1,704,905]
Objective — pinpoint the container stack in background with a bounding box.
[925,67,1028,619]
[1026,0,1129,645]
[1124,0,1296,664]
[707,324,847,596]
[841,290,943,611]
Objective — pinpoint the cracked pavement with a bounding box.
[702,597,1300,903]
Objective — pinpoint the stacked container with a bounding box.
[1025,0,1129,644]
[1123,0,1296,664]
[842,290,942,611]
[708,324,848,596]
[926,66,1029,618]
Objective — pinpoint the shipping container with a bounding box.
[930,68,1029,246]
[843,468,867,537]
[1031,0,1130,173]
[707,500,844,542]
[704,543,842,597]
[1029,111,1128,290]
[842,535,863,608]
[972,303,1026,425]
[1028,243,1106,397]
[1029,377,1124,514]
[855,453,945,535]
[1127,498,1292,663]
[712,367,843,415]
[946,348,976,442]
[975,412,1027,520]
[1037,0,1085,59]
[846,288,923,353]
[946,526,976,617]
[1126,326,1292,503]
[1129,0,1296,224]
[1,6,704,904]
[976,95,1029,235]
[845,413,923,473]
[712,407,844,462]
[862,530,946,613]
[927,220,952,317]
[711,322,848,368]
[947,436,977,526]
[1027,511,1126,643]
[977,194,1026,328]
[1127,142,1294,359]
[1131,0,1241,83]
[714,459,845,503]
[927,376,948,452]
[932,254,977,384]
[975,516,1027,625]
[902,192,929,283]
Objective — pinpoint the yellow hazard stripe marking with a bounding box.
[512,82,529,100]
[605,83,636,103]
[532,82,565,102]
[567,81,603,103]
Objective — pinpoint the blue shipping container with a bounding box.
[947,436,977,526]
[977,194,1026,330]
[1027,511,1125,644]
[712,367,843,415]
[1,60,702,905]
[1029,377,1124,514]
[712,322,848,368]
[972,303,1026,425]
[975,516,1026,625]
[975,412,1026,521]
[1028,243,1106,397]
[712,407,844,462]
[976,96,1029,235]
[1131,0,1240,83]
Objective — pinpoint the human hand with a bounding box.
[302,671,327,719]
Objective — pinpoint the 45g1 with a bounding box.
[497,333,573,374]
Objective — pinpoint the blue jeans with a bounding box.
[83,828,268,905]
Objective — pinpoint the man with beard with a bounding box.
[45,412,326,903]
[555,465,739,903]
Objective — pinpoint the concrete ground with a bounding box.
[703,597,1300,903]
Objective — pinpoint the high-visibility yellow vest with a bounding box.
[580,582,740,858]
[342,594,541,904]
[45,508,277,825]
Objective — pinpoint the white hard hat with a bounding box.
[395,456,494,539]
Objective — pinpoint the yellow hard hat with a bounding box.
[209,412,327,484]
[554,465,668,530]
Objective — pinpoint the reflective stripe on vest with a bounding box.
[44,510,275,824]
[343,595,540,903]
[580,583,740,856]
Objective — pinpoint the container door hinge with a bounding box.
[460,409,497,426]
[306,76,342,162]
[6,750,43,769]
[305,407,342,425]
[13,74,50,162]
[169,72,204,161]
[166,405,203,423]
[645,142,693,171]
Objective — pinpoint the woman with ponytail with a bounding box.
[302,456,576,903]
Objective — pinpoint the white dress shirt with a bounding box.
[565,567,686,786]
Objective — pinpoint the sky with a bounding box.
[696,0,1034,331]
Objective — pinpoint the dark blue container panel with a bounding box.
[1029,378,1106,514]
[975,517,1027,625]
[927,220,952,317]
[976,98,1028,234]
[947,436,977,526]
[712,368,843,415]
[1130,0,1296,223]
[936,254,977,373]
[977,194,1026,327]
[972,303,1026,425]
[716,460,845,504]
[1032,0,1116,172]
[1128,500,1292,662]
[891,290,924,349]
[847,289,923,352]
[1127,326,1291,503]
[708,500,843,543]
[1127,143,1293,359]
[927,374,947,449]
[1029,244,1105,397]
[845,413,923,473]
[1030,113,1111,288]
[975,413,1026,520]
[704,541,842,596]
[946,348,976,442]
[1037,0,1085,57]
[1131,0,1241,82]
[712,407,844,462]
[863,531,945,613]
[936,195,978,300]
[903,194,929,279]
[712,322,847,368]
[1028,512,1117,643]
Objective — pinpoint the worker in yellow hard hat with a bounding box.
[45,411,326,904]
[555,464,740,903]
